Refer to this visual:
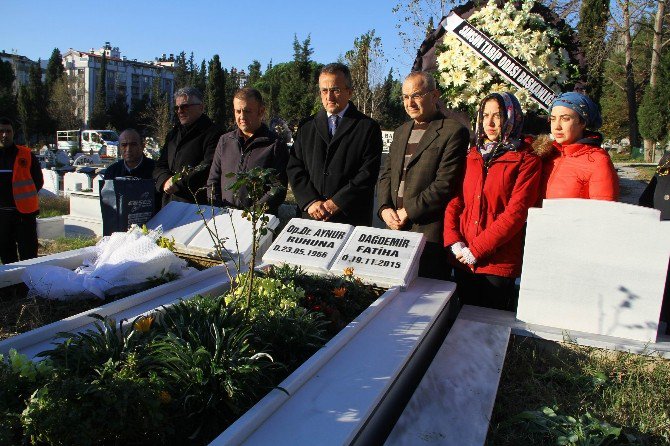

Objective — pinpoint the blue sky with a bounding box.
[2,0,424,77]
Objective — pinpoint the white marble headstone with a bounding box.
[517,199,670,343]
[92,175,104,195]
[63,172,92,196]
[263,218,353,274]
[329,226,425,288]
[41,169,60,196]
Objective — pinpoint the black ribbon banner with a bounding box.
[443,12,556,110]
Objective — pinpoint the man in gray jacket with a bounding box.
[207,88,288,215]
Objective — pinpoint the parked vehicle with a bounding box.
[56,129,120,157]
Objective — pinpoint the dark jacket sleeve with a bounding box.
[377,128,400,215]
[639,175,657,208]
[286,123,322,210]
[153,128,175,193]
[331,121,383,215]
[177,126,221,194]
[403,124,468,223]
[30,153,43,191]
[207,135,225,203]
[258,139,289,213]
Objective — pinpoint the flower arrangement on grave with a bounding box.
[436,0,580,114]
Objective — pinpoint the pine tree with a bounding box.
[90,53,108,128]
[206,55,226,126]
[197,59,207,93]
[247,60,262,87]
[17,86,31,144]
[577,0,610,102]
[107,93,130,131]
[44,48,65,96]
[173,51,189,90]
[143,79,172,144]
[48,74,80,131]
[27,62,48,141]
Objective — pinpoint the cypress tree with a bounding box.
[90,53,108,128]
[206,55,226,126]
[577,0,610,102]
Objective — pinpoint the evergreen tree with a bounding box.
[44,48,65,96]
[197,59,207,93]
[206,55,226,126]
[107,93,130,131]
[27,62,48,140]
[129,94,151,134]
[577,0,609,102]
[16,86,31,144]
[90,53,108,128]
[142,78,172,144]
[224,67,239,128]
[173,51,189,90]
[376,70,405,130]
[247,60,262,87]
[0,60,17,121]
[638,53,670,146]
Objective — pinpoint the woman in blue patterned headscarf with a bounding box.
[444,92,542,311]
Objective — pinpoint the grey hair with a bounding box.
[320,63,353,89]
[405,72,436,91]
[174,86,204,104]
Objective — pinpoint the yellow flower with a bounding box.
[158,390,172,404]
[133,315,154,333]
[332,287,347,298]
[343,267,354,277]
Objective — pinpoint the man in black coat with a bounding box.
[287,63,383,226]
[153,87,223,207]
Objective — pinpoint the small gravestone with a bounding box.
[63,172,92,196]
[40,169,60,196]
[517,199,670,343]
[330,226,425,288]
[263,218,353,274]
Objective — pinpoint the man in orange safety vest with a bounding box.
[0,117,44,264]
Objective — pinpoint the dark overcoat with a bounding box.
[287,102,383,226]
[153,114,223,206]
[377,115,469,244]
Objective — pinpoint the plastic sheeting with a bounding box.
[23,228,191,300]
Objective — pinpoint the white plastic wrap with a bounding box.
[23,230,190,300]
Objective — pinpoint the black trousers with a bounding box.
[418,241,452,281]
[454,268,518,311]
[0,210,38,264]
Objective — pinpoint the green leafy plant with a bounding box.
[512,406,641,446]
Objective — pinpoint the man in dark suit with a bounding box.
[153,87,223,207]
[287,63,383,226]
[103,129,155,180]
[377,72,469,280]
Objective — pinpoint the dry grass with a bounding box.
[38,194,69,218]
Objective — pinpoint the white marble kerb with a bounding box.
[517,199,670,343]
[262,218,353,274]
[329,226,425,287]
[145,201,212,246]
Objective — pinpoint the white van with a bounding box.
[56,129,120,157]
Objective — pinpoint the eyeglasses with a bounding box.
[320,87,346,96]
[175,103,201,112]
[401,90,434,102]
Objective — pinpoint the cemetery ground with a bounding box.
[2,173,669,444]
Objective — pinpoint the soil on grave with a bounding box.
[0,256,211,342]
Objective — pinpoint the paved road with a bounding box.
[615,163,651,205]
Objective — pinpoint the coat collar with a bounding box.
[405,113,445,168]
[315,101,359,145]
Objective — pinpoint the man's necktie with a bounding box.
[329,115,340,137]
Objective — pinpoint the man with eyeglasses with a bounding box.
[287,63,382,226]
[153,86,223,207]
[206,87,288,215]
[377,71,469,280]
[0,117,43,265]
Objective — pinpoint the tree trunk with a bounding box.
[623,0,642,150]
[644,0,666,162]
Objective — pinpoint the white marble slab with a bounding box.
[263,218,353,274]
[63,172,92,196]
[69,192,102,220]
[0,247,94,288]
[329,226,425,288]
[145,201,211,246]
[92,174,104,195]
[41,169,60,195]
[517,199,670,343]
[212,278,456,446]
[385,318,510,446]
[187,208,279,263]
